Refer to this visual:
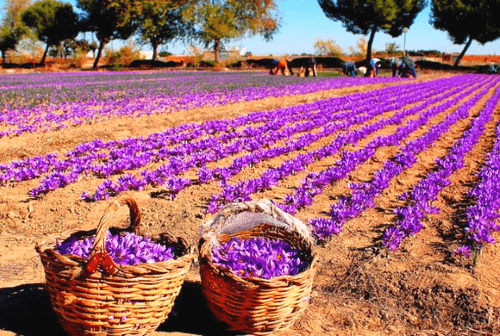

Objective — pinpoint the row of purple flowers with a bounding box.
[208,76,489,216]
[2,74,498,261]
[305,77,498,242]
[1,75,446,196]
[0,72,404,138]
[381,83,500,251]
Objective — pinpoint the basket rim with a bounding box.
[36,227,196,276]
[201,250,319,286]
[198,230,318,286]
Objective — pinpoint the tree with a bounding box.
[385,42,400,55]
[318,0,426,62]
[313,37,343,57]
[78,0,138,68]
[21,0,79,65]
[18,29,44,66]
[184,0,280,63]
[430,0,500,67]
[348,37,369,56]
[0,0,31,64]
[136,0,193,61]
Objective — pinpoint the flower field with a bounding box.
[0,71,499,335]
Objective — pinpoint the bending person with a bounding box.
[342,61,357,77]
[399,56,417,78]
[289,57,317,77]
[390,57,401,77]
[269,59,293,76]
[365,58,381,77]
[304,57,317,77]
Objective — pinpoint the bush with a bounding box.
[158,51,172,57]
[129,59,185,68]
[246,58,276,69]
[314,57,345,68]
[198,60,217,67]
[226,61,244,68]
[414,59,482,72]
[70,48,88,68]
[104,44,142,67]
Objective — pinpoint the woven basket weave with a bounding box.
[36,195,195,336]
[199,199,318,335]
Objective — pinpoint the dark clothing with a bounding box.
[342,62,357,77]
[487,64,499,74]
[399,56,416,78]
[392,63,398,77]
[305,58,317,77]
[365,59,380,77]
[289,57,317,77]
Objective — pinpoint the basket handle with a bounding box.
[84,195,141,275]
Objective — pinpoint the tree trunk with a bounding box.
[152,42,158,61]
[366,26,377,63]
[93,38,107,69]
[453,36,473,68]
[40,43,50,66]
[214,39,220,64]
[1,50,5,66]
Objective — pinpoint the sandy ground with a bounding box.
[0,72,499,336]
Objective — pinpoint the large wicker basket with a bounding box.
[199,199,318,335]
[36,195,195,336]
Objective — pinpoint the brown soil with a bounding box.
[0,72,499,336]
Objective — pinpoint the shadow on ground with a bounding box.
[0,283,66,335]
[158,280,236,336]
[0,281,235,336]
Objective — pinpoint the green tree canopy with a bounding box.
[21,0,79,65]
[78,0,138,68]
[318,0,426,62]
[184,0,280,63]
[430,0,500,67]
[137,0,193,61]
[0,0,31,64]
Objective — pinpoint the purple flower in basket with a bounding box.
[211,237,308,279]
[56,232,176,266]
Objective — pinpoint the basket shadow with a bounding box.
[158,280,237,336]
[0,283,66,336]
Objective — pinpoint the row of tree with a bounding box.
[0,0,279,68]
[318,0,500,67]
[1,0,499,69]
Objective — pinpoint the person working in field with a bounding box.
[390,57,401,77]
[287,57,318,77]
[269,59,293,76]
[293,57,317,77]
[365,58,381,77]
[398,56,417,78]
[342,61,357,77]
[487,62,499,74]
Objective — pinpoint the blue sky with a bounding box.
[231,1,500,56]
[3,0,499,56]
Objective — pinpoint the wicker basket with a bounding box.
[36,195,195,336]
[199,199,318,335]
